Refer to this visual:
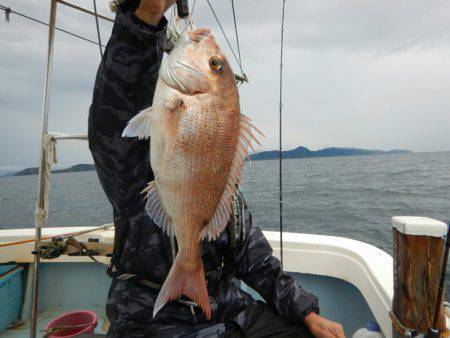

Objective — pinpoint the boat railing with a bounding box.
[31,1,112,337]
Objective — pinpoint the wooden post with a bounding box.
[392,216,448,337]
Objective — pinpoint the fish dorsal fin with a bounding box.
[200,113,263,241]
[122,107,153,140]
[227,113,263,190]
[142,181,173,236]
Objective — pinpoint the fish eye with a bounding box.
[209,57,222,71]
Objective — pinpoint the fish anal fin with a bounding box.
[122,107,154,140]
[199,191,233,241]
[153,256,211,320]
[142,181,173,236]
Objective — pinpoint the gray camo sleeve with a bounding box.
[231,201,320,324]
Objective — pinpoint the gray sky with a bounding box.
[0,0,449,172]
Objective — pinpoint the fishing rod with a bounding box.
[425,222,450,338]
[278,0,287,268]
[0,224,113,249]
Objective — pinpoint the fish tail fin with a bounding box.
[153,256,211,320]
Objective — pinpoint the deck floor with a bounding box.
[1,308,108,338]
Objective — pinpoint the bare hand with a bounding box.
[135,0,177,26]
[304,313,346,338]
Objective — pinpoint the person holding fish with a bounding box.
[89,0,345,337]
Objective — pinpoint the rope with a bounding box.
[34,134,57,228]
[0,224,113,249]
[42,322,97,335]
[205,0,244,77]
[4,5,9,21]
[0,4,106,48]
[389,311,416,337]
[279,0,287,268]
[92,0,103,57]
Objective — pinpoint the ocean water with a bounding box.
[1,152,449,298]
[0,152,449,257]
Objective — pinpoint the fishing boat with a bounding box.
[2,218,449,338]
[0,224,393,337]
[0,1,448,337]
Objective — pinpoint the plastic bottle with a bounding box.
[352,320,385,338]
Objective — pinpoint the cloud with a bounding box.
[0,0,449,170]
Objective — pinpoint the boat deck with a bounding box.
[0,262,376,337]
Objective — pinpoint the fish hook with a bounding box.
[165,16,196,53]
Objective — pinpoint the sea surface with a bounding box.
[1,152,449,291]
[1,152,449,254]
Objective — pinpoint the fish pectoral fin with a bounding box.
[122,107,154,139]
[142,181,173,236]
[162,99,184,170]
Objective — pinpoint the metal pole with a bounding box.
[57,0,114,23]
[30,1,57,337]
[92,0,103,57]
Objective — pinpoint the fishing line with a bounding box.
[190,0,197,15]
[279,0,287,268]
[205,0,244,77]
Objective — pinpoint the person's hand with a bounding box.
[135,0,177,26]
[303,312,345,338]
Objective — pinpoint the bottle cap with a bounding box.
[366,320,380,332]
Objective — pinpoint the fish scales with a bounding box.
[122,27,262,320]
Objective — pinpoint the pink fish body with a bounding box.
[123,28,261,320]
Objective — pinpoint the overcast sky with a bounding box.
[0,0,449,172]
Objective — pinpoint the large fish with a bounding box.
[122,27,262,320]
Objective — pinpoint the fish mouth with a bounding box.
[189,28,211,43]
[162,28,212,95]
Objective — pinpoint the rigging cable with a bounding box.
[205,0,245,78]
[0,4,106,48]
[92,0,103,57]
[279,0,287,268]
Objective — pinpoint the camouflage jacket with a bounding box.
[88,5,319,337]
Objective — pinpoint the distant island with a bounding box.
[249,146,412,161]
[5,147,412,177]
[11,164,96,177]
